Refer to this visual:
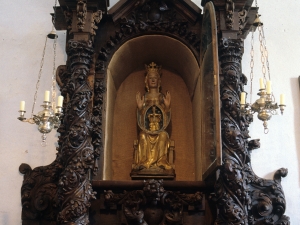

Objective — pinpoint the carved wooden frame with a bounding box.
[19,0,289,224]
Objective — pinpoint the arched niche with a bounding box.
[102,34,205,181]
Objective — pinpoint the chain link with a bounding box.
[51,0,58,109]
[258,25,267,85]
[31,36,48,118]
[261,26,271,81]
[51,37,57,109]
[249,30,255,104]
[30,0,58,116]
[258,23,273,102]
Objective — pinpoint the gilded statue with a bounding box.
[132,62,174,177]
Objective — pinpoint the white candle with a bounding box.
[57,96,64,107]
[20,101,25,111]
[266,81,272,94]
[240,92,246,104]
[259,78,264,89]
[44,90,50,102]
[280,94,285,105]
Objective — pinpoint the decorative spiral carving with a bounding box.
[57,39,96,224]
[215,38,289,224]
[19,162,61,221]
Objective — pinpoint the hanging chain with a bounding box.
[258,17,275,103]
[248,0,282,133]
[256,0,271,83]
[260,25,274,102]
[51,37,57,109]
[51,0,58,109]
[31,36,48,118]
[249,0,258,104]
[249,30,255,104]
[260,26,271,81]
[258,25,267,85]
[30,0,58,116]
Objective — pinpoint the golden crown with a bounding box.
[145,62,161,76]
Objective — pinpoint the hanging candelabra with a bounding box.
[240,2,285,134]
[17,0,63,146]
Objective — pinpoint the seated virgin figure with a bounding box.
[132,62,174,175]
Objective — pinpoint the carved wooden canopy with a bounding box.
[19,1,289,225]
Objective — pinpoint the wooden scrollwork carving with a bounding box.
[77,0,87,31]
[91,78,105,175]
[19,162,62,223]
[104,179,204,225]
[56,39,97,224]
[91,10,102,37]
[96,0,201,73]
[214,38,290,225]
[225,0,234,30]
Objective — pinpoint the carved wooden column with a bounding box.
[19,1,104,223]
[216,38,289,225]
[207,0,290,223]
[57,39,96,224]
[216,37,252,224]
[55,1,103,224]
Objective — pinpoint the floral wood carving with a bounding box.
[213,38,290,225]
[104,179,204,225]
[19,162,63,222]
[77,0,87,31]
[91,78,105,175]
[91,10,102,37]
[96,0,200,73]
[238,9,247,35]
[57,39,96,224]
[225,0,234,30]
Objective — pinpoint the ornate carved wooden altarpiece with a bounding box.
[19,0,290,224]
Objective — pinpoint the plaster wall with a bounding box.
[0,0,299,224]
